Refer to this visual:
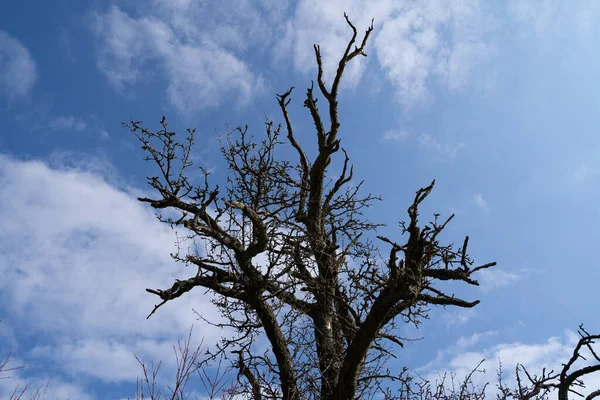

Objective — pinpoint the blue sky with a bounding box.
[1,0,600,398]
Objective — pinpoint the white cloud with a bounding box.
[455,330,498,349]
[508,0,600,46]
[436,40,492,92]
[165,44,264,113]
[374,4,446,106]
[92,6,172,91]
[419,330,498,371]
[92,1,496,114]
[443,308,476,327]
[0,154,224,384]
[381,130,409,142]
[0,365,95,400]
[477,269,521,293]
[92,5,264,113]
[278,0,494,105]
[29,337,184,383]
[374,0,495,108]
[0,30,37,100]
[47,115,110,138]
[471,193,487,209]
[420,330,600,398]
[277,0,385,89]
[574,2,600,43]
[418,134,441,149]
[49,115,88,132]
[508,0,560,37]
[150,0,289,52]
[418,133,465,160]
[98,129,110,139]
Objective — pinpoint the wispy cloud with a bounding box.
[58,27,75,63]
[419,329,600,398]
[277,1,495,108]
[92,1,496,114]
[455,330,498,349]
[375,1,495,108]
[47,115,110,138]
[508,0,561,38]
[29,337,180,384]
[49,115,88,132]
[0,154,223,387]
[0,30,37,100]
[92,5,264,114]
[0,374,94,400]
[381,130,409,142]
[508,0,600,45]
[471,193,488,209]
[419,330,498,371]
[443,308,476,327]
[477,269,521,293]
[274,0,381,89]
[418,133,465,160]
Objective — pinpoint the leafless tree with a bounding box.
[125,13,500,400]
[132,327,241,400]
[388,324,600,400]
[0,320,65,400]
[130,324,599,400]
[494,324,600,400]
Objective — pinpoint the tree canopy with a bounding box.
[124,14,600,400]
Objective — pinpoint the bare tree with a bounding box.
[128,323,600,400]
[494,324,600,400]
[386,324,600,400]
[0,320,65,400]
[125,14,500,400]
[133,327,242,400]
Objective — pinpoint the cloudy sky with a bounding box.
[1,0,600,398]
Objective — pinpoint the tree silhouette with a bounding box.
[125,14,501,400]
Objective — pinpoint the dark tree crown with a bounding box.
[123,14,600,400]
